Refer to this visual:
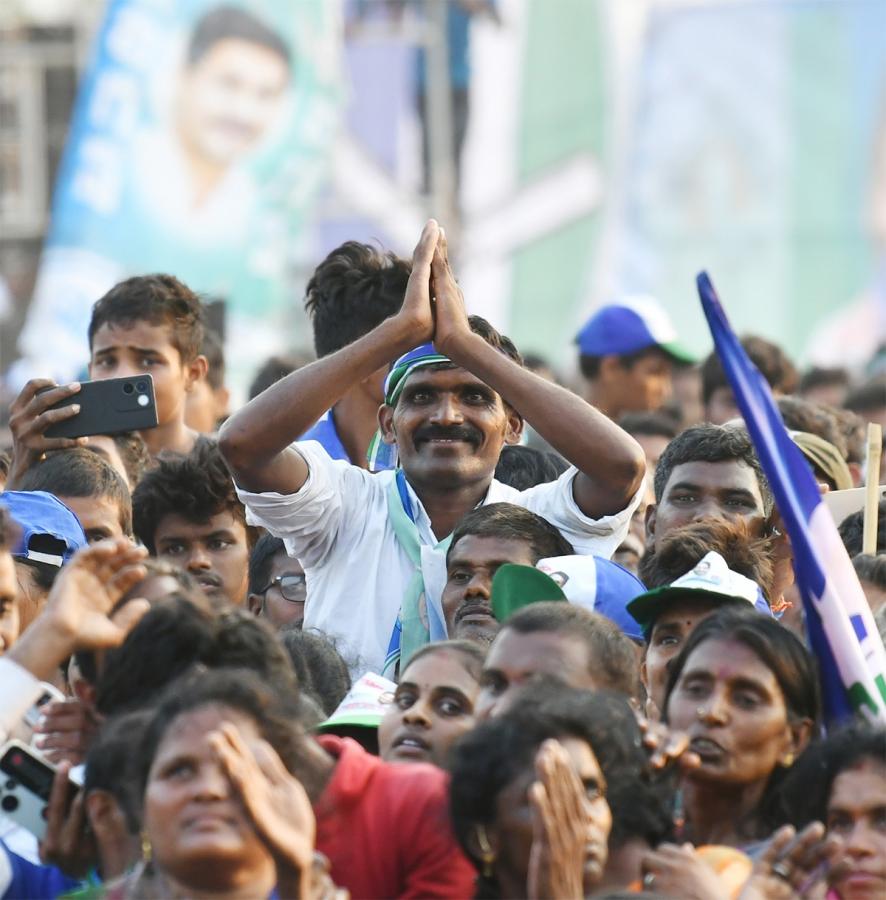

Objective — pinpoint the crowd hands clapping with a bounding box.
[0,218,883,899]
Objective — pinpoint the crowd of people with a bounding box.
[0,218,884,899]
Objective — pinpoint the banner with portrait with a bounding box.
[19,0,341,385]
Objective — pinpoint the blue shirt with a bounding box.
[0,842,80,899]
[300,410,394,471]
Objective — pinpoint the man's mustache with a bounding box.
[414,425,482,447]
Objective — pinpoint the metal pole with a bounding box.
[423,0,459,243]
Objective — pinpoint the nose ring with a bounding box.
[696,706,707,719]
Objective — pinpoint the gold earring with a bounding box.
[141,830,152,863]
[476,825,496,879]
[781,752,795,768]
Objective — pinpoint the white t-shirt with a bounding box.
[237,441,642,676]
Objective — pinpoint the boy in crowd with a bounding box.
[185,328,230,434]
[575,296,694,421]
[221,221,646,675]
[133,440,254,606]
[88,274,208,457]
[700,334,798,425]
[0,279,183,500]
[301,240,411,467]
[16,448,132,544]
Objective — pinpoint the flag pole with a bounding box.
[863,423,882,555]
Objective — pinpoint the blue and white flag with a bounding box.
[697,272,886,725]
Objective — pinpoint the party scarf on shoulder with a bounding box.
[382,470,452,678]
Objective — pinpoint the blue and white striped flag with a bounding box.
[697,272,886,725]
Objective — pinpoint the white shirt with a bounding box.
[237,441,641,676]
[0,658,43,746]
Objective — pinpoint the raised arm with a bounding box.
[432,234,646,519]
[219,221,440,494]
[9,538,149,682]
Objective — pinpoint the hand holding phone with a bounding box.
[0,740,78,842]
[42,375,158,439]
[7,379,87,487]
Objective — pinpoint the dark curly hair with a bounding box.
[639,517,774,601]
[304,241,411,358]
[449,684,663,898]
[88,274,205,363]
[135,668,329,806]
[96,600,299,716]
[132,438,256,554]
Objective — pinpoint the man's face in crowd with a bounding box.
[0,551,20,654]
[380,366,521,491]
[442,535,537,644]
[641,597,726,714]
[153,510,249,606]
[646,460,767,553]
[59,494,127,545]
[247,546,306,629]
[90,321,202,430]
[705,386,740,426]
[177,38,289,167]
[475,628,594,720]
[599,350,673,416]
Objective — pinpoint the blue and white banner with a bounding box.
[698,272,886,725]
[18,0,341,387]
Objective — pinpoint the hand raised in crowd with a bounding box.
[208,722,318,899]
[430,226,472,358]
[39,760,97,879]
[395,219,439,348]
[32,698,101,767]
[739,823,845,900]
[640,843,733,900]
[9,538,149,682]
[635,711,701,773]
[7,378,86,487]
[526,739,590,900]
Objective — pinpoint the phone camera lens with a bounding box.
[136,381,147,392]
[1,794,18,812]
[5,779,15,791]
[123,383,134,395]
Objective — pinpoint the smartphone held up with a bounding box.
[42,375,158,439]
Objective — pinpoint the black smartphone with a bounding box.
[43,375,159,439]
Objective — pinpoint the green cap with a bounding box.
[491,564,567,622]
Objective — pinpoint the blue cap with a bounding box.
[0,491,87,567]
[576,295,694,363]
[535,555,648,641]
